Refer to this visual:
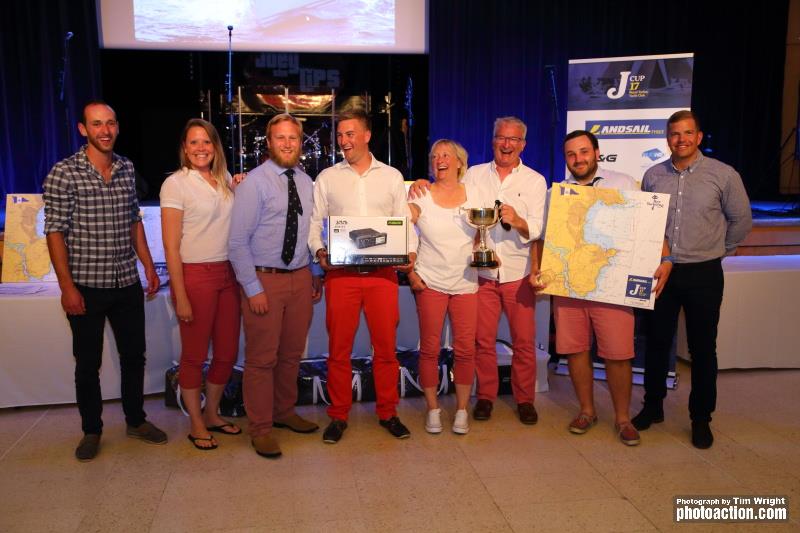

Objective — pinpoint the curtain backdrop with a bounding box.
[0,0,100,197]
[0,0,790,198]
[428,0,789,196]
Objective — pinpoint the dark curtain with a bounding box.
[0,0,101,197]
[429,0,789,198]
[1,0,789,199]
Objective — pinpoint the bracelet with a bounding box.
[660,255,674,264]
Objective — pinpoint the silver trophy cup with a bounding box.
[464,206,500,268]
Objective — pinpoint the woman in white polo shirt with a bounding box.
[160,119,244,450]
[408,139,479,435]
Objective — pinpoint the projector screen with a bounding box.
[97,0,428,54]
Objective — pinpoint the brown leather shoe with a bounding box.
[252,434,282,458]
[273,414,319,434]
[75,434,100,462]
[473,399,493,421]
[126,421,168,444]
[518,402,538,425]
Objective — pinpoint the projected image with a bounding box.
[133,0,396,48]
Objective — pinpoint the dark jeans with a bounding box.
[644,258,724,423]
[67,283,147,435]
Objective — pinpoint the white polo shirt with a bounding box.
[159,167,233,263]
[463,160,548,283]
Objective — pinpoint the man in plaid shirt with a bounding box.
[43,101,167,461]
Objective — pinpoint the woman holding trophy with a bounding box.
[408,139,480,435]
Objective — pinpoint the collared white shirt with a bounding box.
[463,160,547,283]
[160,167,233,263]
[563,167,639,190]
[309,153,418,255]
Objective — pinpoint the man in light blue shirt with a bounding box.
[229,114,323,459]
[633,110,752,449]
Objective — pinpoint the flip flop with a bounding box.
[206,423,242,435]
[187,434,218,450]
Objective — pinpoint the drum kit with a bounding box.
[240,120,332,178]
[215,86,412,180]
[218,86,363,179]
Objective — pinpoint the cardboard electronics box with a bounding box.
[328,216,409,266]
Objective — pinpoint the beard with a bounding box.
[569,159,598,181]
[269,146,301,169]
[87,134,116,154]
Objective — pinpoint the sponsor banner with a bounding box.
[568,53,693,111]
[586,118,667,139]
[566,53,693,182]
[565,52,694,376]
[566,109,680,181]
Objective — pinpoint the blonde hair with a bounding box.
[337,108,371,131]
[178,118,231,197]
[266,113,304,138]
[429,139,468,180]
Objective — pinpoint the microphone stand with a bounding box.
[403,76,413,179]
[544,65,560,183]
[383,92,394,167]
[225,25,237,174]
[59,32,74,153]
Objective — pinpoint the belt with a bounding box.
[344,265,379,274]
[671,258,722,270]
[254,266,305,274]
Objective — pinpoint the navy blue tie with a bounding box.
[281,169,302,265]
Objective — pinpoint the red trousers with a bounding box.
[415,288,477,388]
[174,261,240,389]
[325,268,399,421]
[475,277,537,404]
[241,268,313,437]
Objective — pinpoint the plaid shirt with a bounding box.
[43,145,142,288]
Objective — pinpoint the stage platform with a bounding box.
[738,201,800,255]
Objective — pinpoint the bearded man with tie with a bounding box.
[229,113,323,459]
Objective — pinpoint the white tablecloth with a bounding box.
[0,283,550,408]
[0,284,180,409]
[677,255,800,369]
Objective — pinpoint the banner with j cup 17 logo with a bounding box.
[566,53,694,183]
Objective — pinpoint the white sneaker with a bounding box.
[452,409,469,434]
[425,408,443,434]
